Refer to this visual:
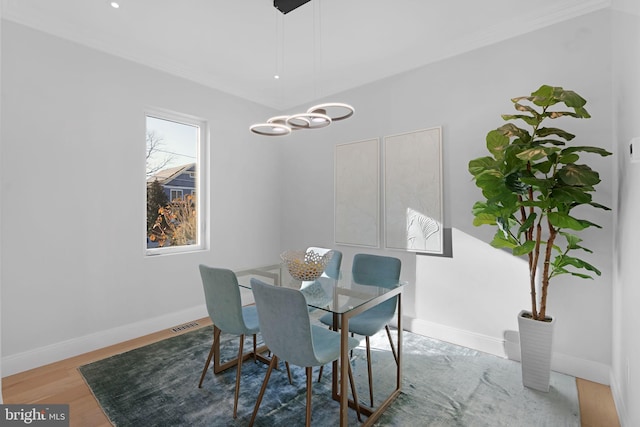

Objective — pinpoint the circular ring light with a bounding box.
[249,122,292,136]
[307,102,354,121]
[286,113,331,129]
[267,115,290,125]
[267,115,304,131]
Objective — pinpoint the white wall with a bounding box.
[612,1,640,425]
[0,21,282,374]
[279,10,615,385]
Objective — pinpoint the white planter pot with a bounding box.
[517,310,555,392]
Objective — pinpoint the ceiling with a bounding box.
[2,0,610,111]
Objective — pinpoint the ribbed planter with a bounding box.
[517,310,555,392]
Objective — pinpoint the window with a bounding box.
[145,110,207,255]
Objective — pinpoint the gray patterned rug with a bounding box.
[79,324,580,426]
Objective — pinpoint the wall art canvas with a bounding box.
[384,127,443,253]
[334,138,379,247]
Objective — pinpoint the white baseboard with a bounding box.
[403,315,612,385]
[2,305,208,377]
[404,316,510,358]
[609,372,628,427]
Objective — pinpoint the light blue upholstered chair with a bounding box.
[319,253,401,407]
[299,247,342,289]
[198,265,261,419]
[248,278,361,427]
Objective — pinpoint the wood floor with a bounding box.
[2,318,620,427]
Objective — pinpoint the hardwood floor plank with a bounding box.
[577,378,620,427]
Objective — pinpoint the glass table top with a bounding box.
[235,263,405,315]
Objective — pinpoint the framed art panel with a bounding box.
[334,138,379,247]
[384,127,443,254]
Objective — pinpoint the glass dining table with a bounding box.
[235,263,406,426]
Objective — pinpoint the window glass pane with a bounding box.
[146,113,203,252]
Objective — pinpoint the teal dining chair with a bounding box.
[300,247,342,289]
[248,278,361,427]
[197,265,261,419]
[318,253,401,407]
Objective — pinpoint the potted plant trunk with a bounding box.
[468,85,612,392]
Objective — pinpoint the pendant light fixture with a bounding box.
[250,1,354,136]
[249,122,292,136]
[307,102,354,121]
[287,112,331,129]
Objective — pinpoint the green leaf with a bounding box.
[504,172,529,194]
[513,102,539,115]
[513,240,536,256]
[576,219,602,229]
[559,231,593,253]
[490,233,518,249]
[516,146,559,161]
[554,255,601,276]
[518,212,537,234]
[474,171,505,198]
[551,186,592,204]
[472,201,488,215]
[568,272,596,279]
[558,164,601,186]
[533,160,553,174]
[558,153,579,164]
[547,212,587,230]
[520,199,551,209]
[551,266,569,277]
[561,146,612,157]
[536,127,576,141]
[559,90,590,118]
[496,123,530,141]
[530,85,556,106]
[502,114,540,126]
[589,202,611,211]
[486,130,510,159]
[561,231,583,247]
[473,213,497,226]
[545,111,582,119]
[519,176,555,192]
[496,216,511,235]
[534,139,567,146]
[468,156,497,176]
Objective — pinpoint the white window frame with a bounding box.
[144,108,209,256]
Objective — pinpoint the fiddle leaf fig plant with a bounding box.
[468,85,612,321]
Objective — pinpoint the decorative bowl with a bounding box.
[280,249,333,281]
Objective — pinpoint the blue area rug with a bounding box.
[79,323,580,426]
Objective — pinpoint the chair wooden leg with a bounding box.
[253,333,257,363]
[350,332,355,359]
[365,336,374,407]
[305,367,313,427]
[317,323,333,383]
[198,331,217,388]
[385,325,398,365]
[212,327,223,373]
[249,356,278,427]
[233,334,245,419]
[348,362,362,422]
[285,361,293,385]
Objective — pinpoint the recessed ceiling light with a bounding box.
[274,75,280,80]
[110,2,120,9]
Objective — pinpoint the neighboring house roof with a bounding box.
[147,163,195,186]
